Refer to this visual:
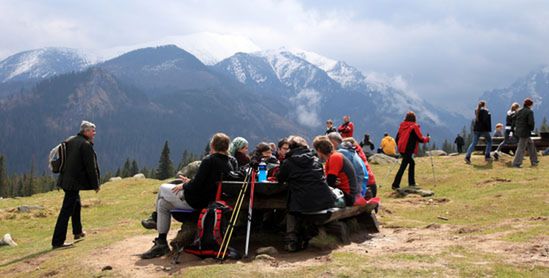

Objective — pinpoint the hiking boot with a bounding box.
[391,185,400,191]
[485,157,493,162]
[74,231,86,240]
[464,157,471,164]
[531,161,539,167]
[141,212,157,230]
[52,242,74,250]
[141,238,170,259]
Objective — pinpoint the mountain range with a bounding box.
[0,37,546,173]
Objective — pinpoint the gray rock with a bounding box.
[255,254,276,261]
[133,173,146,179]
[177,161,201,178]
[426,150,447,156]
[448,152,460,156]
[368,154,398,165]
[17,205,44,213]
[256,246,278,256]
[109,177,122,182]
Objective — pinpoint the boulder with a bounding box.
[133,173,146,179]
[254,254,276,261]
[109,177,122,182]
[368,154,398,165]
[426,150,447,156]
[17,205,44,213]
[177,161,201,178]
[256,246,278,256]
[448,153,460,156]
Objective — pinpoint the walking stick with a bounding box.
[381,159,400,188]
[425,139,436,186]
[244,169,257,258]
[217,168,251,259]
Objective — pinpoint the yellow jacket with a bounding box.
[380,136,397,156]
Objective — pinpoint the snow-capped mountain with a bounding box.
[93,32,261,65]
[214,48,465,141]
[0,47,90,83]
[480,66,549,125]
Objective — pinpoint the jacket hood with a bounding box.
[287,147,315,168]
[399,121,417,131]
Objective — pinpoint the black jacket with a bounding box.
[513,107,535,138]
[454,136,465,146]
[57,134,100,191]
[183,153,236,209]
[277,147,336,213]
[473,108,492,132]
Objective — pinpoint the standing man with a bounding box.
[52,121,100,249]
[337,115,354,138]
[454,134,465,153]
[325,119,337,135]
[512,98,539,167]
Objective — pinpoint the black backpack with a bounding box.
[184,201,240,259]
[48,142,67,174]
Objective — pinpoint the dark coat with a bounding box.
[277,147,336,213]
[454,135,465,146]
[57,134,100,191]
[513,107,535,138]
[183,153,236,209]
[473,108,492,132]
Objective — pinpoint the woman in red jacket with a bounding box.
[392,111,430,190]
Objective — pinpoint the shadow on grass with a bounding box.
[472,163,494,170]
[0,248,52,268]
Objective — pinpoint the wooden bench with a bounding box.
[474,136,549,153]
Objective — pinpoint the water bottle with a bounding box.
[258,161,267,182]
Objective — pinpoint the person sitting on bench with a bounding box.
[277,136,336,252]
[140,133,236,259]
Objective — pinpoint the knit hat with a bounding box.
[229,137,248,156]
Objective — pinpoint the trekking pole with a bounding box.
[381,159,400,188]
[218,168,251,259]
[244,169,257,258]
[425,138,437,186]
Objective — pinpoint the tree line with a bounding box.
[0,141,200,198]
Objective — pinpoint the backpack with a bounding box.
[184,201,240,259]
[48,142,67,174]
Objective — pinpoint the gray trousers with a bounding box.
[156,184,193,234]
[512,137,538,166]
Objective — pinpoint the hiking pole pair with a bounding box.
[217,168,252,260]
[244,169,257,258]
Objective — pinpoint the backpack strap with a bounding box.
[59,142,66,173]
[196,208,209,247]
[215,181,223,201]
[213,208,223,245]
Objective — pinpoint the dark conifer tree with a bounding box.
[156,141,174,180]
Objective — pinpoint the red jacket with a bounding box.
[396,121,429,154]
[337,122,354,138]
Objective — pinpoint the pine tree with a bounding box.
[121,159,131,178]
[130,160,139,176]
[540,117,549,132]
[0,155,6,198]
[156,141,174,180]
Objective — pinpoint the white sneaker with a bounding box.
[2,233,18,247]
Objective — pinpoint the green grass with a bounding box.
[0,155,548,277]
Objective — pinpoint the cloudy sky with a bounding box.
[1,0,548,112]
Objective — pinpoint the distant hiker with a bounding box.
[493,123,504,137]
[327,132,368,199]
[276,138,290,162]
[454,134,465,153]
[392,112,430,190]
[494,103,520,160]
[52,121,100,249]
[140,133,237,259]
[379,133,397,157]
[512,98,539,167]
[359,133,375,157]
[277,136,336,252]
[337,115,354,138]
[313,136,364,206]
[344,137,378,198]
[464,101,493,164]
[229,136,250,167]
[325,119,337,135]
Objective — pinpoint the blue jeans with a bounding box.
[465,131,492,159]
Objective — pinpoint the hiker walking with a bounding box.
[337,115,354,138]
[512,98,539,167]
[454,134,465,153]
[52,121,100,249]
[493,103,519,160]
[392,112,430,190]
[464,101,493,164]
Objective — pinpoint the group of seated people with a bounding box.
[139,131,379,259]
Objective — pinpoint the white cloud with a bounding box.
[290,89,322,128]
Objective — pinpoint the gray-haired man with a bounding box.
[52,121,100,249]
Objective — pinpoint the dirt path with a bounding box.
[87,220,548,277]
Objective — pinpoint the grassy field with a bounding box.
[0,154,548,277]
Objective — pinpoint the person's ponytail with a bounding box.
[476,101,486,121]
